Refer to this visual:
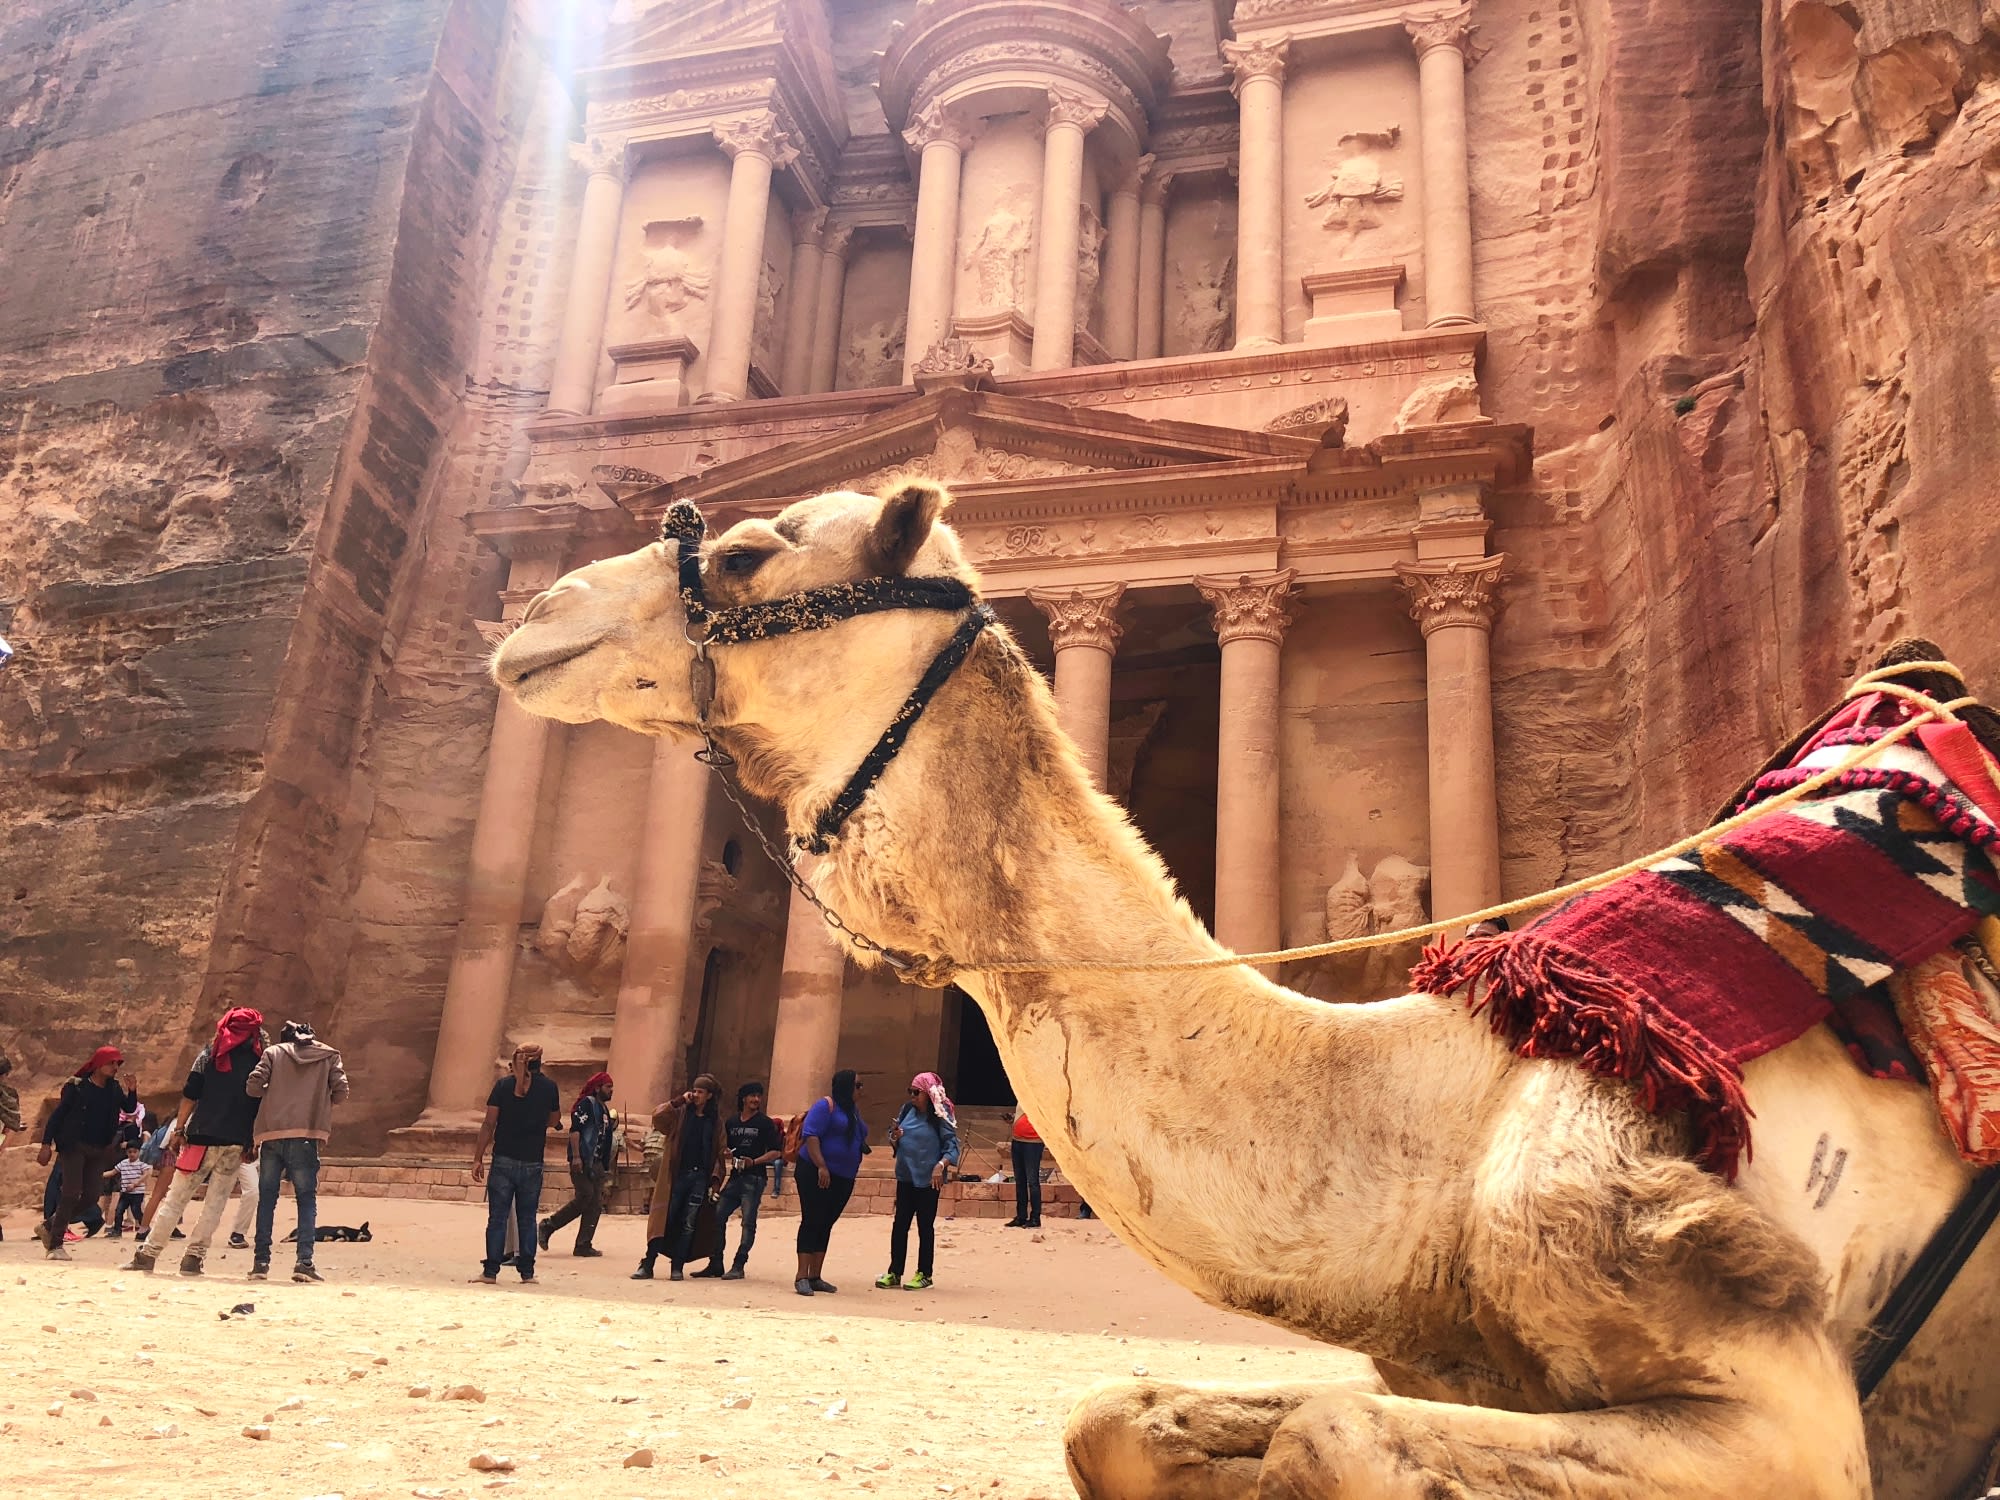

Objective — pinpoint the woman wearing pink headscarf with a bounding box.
[874,1072,960,1291]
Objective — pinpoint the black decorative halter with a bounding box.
[659,499,993,860]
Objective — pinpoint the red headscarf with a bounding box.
[76,1046,124,1079]
[210,1007,264,1072]
[578,1071,613,1101]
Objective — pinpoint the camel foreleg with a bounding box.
[1065,1376,1384,1500]
[1255,1333,1870,1500]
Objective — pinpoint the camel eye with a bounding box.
[718,549,767,579]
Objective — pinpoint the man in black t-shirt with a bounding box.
[471,1044,562,1284]
[692,1081,785,1281]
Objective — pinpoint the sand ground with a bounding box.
[1,1195,1360,1499]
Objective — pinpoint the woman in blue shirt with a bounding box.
[794,1068,868,1297]
[875,1071,960,1291]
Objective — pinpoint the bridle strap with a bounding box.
[704,577,975,645]
[802,604,995,855]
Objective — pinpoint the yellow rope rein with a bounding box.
[953,661,1982,980]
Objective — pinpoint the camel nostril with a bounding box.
[520,588,555,625]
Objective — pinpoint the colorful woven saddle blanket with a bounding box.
[1413,692,2000,1179]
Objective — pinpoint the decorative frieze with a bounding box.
[1196,569,1299,645]
[1395,554,1504,634]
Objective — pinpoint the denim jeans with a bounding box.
[255,1138,321,1264]
[483,1155,543,1279]
[713,1174,763,1268]
[1011,1139,1044,1220]
[663,1167,707,1267]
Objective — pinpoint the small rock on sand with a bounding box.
[468,1452,514,1472]
[443,1384,487,1403]
[622,1448,654,1468]
[242,1424,272,1440]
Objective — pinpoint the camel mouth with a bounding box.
[492,634,605,693]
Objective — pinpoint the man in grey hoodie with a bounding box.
[244,1021,349,1282]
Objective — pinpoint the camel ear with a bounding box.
[867,480,951,576]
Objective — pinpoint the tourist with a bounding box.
[37,1046,137,1260]
[692,1080,783,1280]
[108,1145,148,1237]
[539,1070,615,1258]
[246,1019,350,1282]
[470,1043,560,1285]
[876,1071,960,1291]
[633,1073,727,1282]
[40,1162,105,1241]
[793,1068,868,1297]
[1006,1107,1043,1229]
[126,1007,265,1275]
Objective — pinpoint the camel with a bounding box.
[489,481,2000,1499]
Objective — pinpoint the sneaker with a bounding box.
[107,1227,123,1239]
[874,1272,902,1290]
[536,1220,552,1252]
[249,1261,270,1280]
[808,1277,838,1294]
[722,1266,745,1281]
[179,1254,204,1276]
[292,1263,323,1284]
[906,1272,934,1291]
[229,1233,248,1249]
[794,1277,814,1297]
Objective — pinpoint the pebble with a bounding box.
[407,1384,432,1398]
[1131,1365,1148,1377]
[98,1416,112,1427]
[145,1423,181,1440]
[443,1384,487,1403]
[468,1452,515,1472]
[824,1398,848,1418]
[242,1424,272,1440]
[722,1395,753,1410]
[278,1396,307,1412]
[40,1324,57,1334]
[69,1389,97,1402]
[622,1448,654,1469]
[698,1451,720,1464]
[373,1356,390,1366]
[46,1402,62,1417]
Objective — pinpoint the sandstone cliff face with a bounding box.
[0,0,521,1175]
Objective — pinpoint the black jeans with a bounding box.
[542,1164,607,1251]
[888,1180,940,1278]
[1011,1139,1044,1220]
[663,1167,708,1266]
[793,1167,855,1255]
[711,1173,763,1268]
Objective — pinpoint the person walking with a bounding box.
[793,1068,868,1297]
[471,1044,561,1285]
[539,1070,615,1257]
[876,1071,960,1291]
[37,1046,135,1258]
[245,1019,349,1282]
[1005,1107,1043,1229]
[108,1145,148,1236]
[127,1008,265,1275]
[692,1081,783,1280]
[633,1074,727,1282]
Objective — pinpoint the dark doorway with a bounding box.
[687,947,727,1084]
[948,988,1012,1105]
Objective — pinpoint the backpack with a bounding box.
[782,1098,829,1164]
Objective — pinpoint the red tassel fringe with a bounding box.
[1411,933,1756,1180]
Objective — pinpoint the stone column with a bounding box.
[767,866,848,1119]
[807,223,854,394]
[605,739,711,1120]
[546,137,628,416]
[902,102,977,380]
[1398,556,1505,919]
[702,113,797,402]
[1026,582,1126,788]
[1099,157,1146,361]
[1196,570,1297,966]
[779,208,827,397]
[1031,88,1107,372]
[1136,162,1171,360]
[1223,37,1289,350]
[1407,7,1477,326]
[417,546,569,1125]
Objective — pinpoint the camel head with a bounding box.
[491,480,978,811]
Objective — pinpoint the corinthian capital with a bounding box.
[1196,570,1298,646]
[570,135,628,182]
[1404,5,1475,58]
[713,112,798,168]
[821,221,857,261]
[903,99,980,154]
[1046,87,1110,133]
[792,205,830,247]
[1396,555,1505,635]
[1222,36,1290,94]
[1028,582,1127,654]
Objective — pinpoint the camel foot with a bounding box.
[1064,1378,1377,1500]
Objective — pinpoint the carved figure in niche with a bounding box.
[1304,128,1405,252]
[536,874,630,993]
[1075,203,1106,330]
[1174,253,1235,353]
[1294,852,1432,1002]
[624,218,710,327]
[842,314,906,390]
[1393,373,1483,431]
[752,258,784,371]
[963,194,1033,312]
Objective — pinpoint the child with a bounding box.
[109,1145,149,1237]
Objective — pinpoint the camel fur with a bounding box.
[490,481,2000,1499]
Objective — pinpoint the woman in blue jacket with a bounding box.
[794,1069,868,1296]
[875,1071,960,1291]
